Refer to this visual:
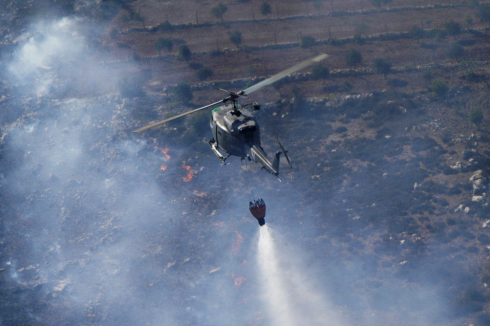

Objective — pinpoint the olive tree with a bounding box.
[345,49,362,68]
[230,31,242,48]
[261,2,272,16]
[178,45,192,61]
[155,38,173,56]
[373,58,391,78]
[171,82,194,104]
[212,3,228,21]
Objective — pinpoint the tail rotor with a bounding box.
[277,136,292,169]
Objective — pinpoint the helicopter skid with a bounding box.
[209,139,229,165]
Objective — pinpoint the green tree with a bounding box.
[300,35,316,48]
[477,4,490,25]
[409,25,425,39]
[383,0,392,8]
[131,12,145,29]
[369,0,383,7]
[431,80,449,98]
[373,58,391,78]
[195,67,214,81]
[353,32,364,44]
[178,45,192,61]
[345,49,362,68]
[230,31,242,47]
[469,108,484,126]
[160,20,173,34]
[369,0,392,7]
[260,2,272,16]
[446,43,465,60]
[445,21,461,36]
[123,12,145,29]
[155,38,173,56]
[311,64,330,83]
[172,82,194,104]
[355,23,369,35]
[212,3,228,21]
[341,80,353,93]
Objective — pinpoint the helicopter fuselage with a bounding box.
[208,103,282,176]
[210,104,260,158]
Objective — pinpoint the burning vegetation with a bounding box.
[1,1,490,326]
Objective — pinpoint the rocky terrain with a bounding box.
[0,1,490,325]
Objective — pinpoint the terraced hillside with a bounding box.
[0,1,490,326]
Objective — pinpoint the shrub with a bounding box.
[445,21,462,35]
[355,23,369,35]
[170,82,193,104]
[345,49,362,67]
[195,67,214,81]
[155,38,173,56]
[260,2,272,16]
[160,20,173,33]
[212,3,228,21]
[369,0,383,7]
[353,32,364,44]
[335,126,348,133]
[446,43,465,60]
[210,49,223,57]
[341,80,353,93]
[300,35,316,48]
[431,80,449,97]
[409,25,425,39]
[387,79,408,88]
[189,62,203,70]
[373,58,391,78]
[311,64,329,81]
[178,45,191,61]
[477,4,490,24]
[230,31,242,47]
[469,108,484,126]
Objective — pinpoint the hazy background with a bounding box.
[0,1,487,326]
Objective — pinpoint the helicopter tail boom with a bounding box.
[250,145,280,176]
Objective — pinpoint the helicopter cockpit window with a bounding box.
[238,120,256,134]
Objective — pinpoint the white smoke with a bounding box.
[258,225,344,326]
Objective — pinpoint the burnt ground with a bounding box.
[1,1,490,326]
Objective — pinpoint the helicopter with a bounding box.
[133,53,329,178]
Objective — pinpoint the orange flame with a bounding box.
[160,165,167,171]
[231,273,246,289]
[232,231,243,255]
[155,146,171,160]
[182,164,194,182]
[193,190,205,197]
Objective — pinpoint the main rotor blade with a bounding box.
[241,53,329,96]
[133,99,223,133]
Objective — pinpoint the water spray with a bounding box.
[258,225,295,326]
[257,225,343,326]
